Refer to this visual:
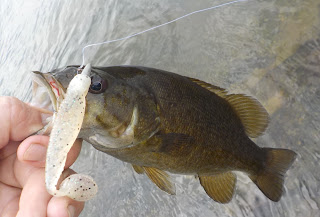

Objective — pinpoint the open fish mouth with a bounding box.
[31,71,66,134]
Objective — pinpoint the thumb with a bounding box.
[17,135,82,169]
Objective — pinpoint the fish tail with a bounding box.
[249,148,297,202]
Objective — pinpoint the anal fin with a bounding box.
[143,167,176,195]
[199,172,237,203]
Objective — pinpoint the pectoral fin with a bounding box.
[143,167,176,195]
[148,133,195,156]
[199,172,237,203]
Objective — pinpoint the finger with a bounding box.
[16,168,50,217]
[1,196,19,217]
[0,141,19,160]
[0,182,21,214]
[0,137,80,187]
[16,135,49,167]
[0,149,19,186]
[0,97,44,149]
[17,168,84,217]
[47,169,85,217]
[47,195,85,217]
[17,135,82,168]
[0,141,19,185]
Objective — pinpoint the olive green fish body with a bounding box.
[92,67,264,175]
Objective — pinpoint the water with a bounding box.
[1,0,319,216]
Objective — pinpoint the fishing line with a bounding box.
[80,0,248,68]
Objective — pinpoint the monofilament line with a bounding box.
[80,0,248,68]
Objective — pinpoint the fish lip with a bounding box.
[31,71,65,113]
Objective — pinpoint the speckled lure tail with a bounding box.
[45,64,98,201]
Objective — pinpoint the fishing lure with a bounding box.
[45,64,98,201]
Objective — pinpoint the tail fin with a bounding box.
[249,148,297,202]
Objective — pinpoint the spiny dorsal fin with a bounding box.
[188,77,269,138]
[199,172,237,204]
[188,78,228,98]
[143,167,176,195]
[132,164,144,174]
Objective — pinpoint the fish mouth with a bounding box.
[31,71,66,134]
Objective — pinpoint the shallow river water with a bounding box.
[1,0,319,216]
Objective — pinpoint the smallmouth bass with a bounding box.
[32,65,296,203]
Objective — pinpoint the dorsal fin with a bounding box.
[188,78,228,98]
[224,94,269,138]
[188,77,269,138]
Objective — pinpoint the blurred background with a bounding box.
[0,0,319,216]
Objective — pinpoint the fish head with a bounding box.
[31,65,146,149]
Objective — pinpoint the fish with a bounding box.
[31,65,297,203]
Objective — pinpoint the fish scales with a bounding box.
[91,67,264,173]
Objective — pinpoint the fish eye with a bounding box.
[89,75,108,94]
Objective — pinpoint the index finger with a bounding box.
[0,97,44,149]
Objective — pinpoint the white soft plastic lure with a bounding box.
[45,63,98,201]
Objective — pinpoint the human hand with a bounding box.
[0,96,85,217]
